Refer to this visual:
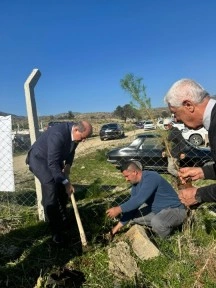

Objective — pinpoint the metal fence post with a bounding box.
[24,68,44,221]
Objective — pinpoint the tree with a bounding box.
[113,104,136,122]
[120,73,151,118]
[113,105,123,119]
[120,73,183,188]
[68,111,75,119]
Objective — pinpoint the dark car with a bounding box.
[46,121,73,130]
[106,133,213,172]
[47,121,65,129]
[99,123,125,141]
[134,121,145,129]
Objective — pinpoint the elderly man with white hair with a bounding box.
[164,79,216,206]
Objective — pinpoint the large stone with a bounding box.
[124,224,160,260]
[108,241,140,279]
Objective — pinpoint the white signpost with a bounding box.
[0,115,15,192]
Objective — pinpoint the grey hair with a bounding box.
[74,121,86,132]
[164,79,209,107]
[74,121,93,135]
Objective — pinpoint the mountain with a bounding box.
[0,111,25,119]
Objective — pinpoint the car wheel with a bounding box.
[189,134,203,146]
[100,137,104,141]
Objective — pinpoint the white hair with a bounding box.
[164,79,209,107]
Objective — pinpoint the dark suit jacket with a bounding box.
[197,103,216,202]
[26,122,78,184]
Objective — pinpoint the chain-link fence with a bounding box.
[0,117,212,220]
[0,118,35,218]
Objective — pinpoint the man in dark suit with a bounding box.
[164,79,216,206]
[26,121,92,244]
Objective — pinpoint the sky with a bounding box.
[0,0,216,116]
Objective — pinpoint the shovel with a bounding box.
[70,193,88,247]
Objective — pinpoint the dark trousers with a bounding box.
[26,150,68,235]
[41,181,68,234]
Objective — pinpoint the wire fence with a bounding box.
[0,118,212,221]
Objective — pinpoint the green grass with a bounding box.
[1,149,216,287]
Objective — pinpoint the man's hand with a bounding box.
[178,167,204,184]
[64,182,75,197]
[178,187,198,207]
[106,206,122,218]
[104,222,124,242]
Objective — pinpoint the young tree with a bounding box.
[120,73,151,118]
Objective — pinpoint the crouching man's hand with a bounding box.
[106,206,122,218]
[104,222,124,242]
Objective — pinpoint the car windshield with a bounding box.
[145,121,153,124]
[129,137,144,147]
[108,124,118,129]
[141,137,163,149]
[102,124,118,129]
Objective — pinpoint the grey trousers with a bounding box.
[131,206,187,238]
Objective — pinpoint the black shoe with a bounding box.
[52,233,64,245]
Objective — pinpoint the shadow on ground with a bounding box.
[0,183,126,288]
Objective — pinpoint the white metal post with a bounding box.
[24,68,44,221]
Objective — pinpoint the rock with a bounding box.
[124,224,160,260]
[108,241,140,279]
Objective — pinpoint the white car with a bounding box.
[172,121,185,131]
[143,120,156,130]
[182,127,208,146]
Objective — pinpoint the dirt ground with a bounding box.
[13,129,142,174]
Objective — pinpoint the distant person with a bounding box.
[164,78,216,206]
[26,121,93,244]
[106,161,186,238]
[162,118,186,177]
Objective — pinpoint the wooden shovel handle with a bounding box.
[70,193,87,247]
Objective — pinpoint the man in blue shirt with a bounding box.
[106,161,186,238]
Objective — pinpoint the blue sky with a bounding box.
[1,0,216,116]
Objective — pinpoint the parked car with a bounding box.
[46,121,64,130]
[13,134,31,152]
[181,127,208,146]
[134,121,145,129]
[106,133,212,172]
[172,121,185,131]
[46,121,74,130]
[99,123,125,141]
[143,120,156,130]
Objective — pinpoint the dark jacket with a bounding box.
[197,103,216,202]
[166,126,186,158]
[26,122,78,184]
